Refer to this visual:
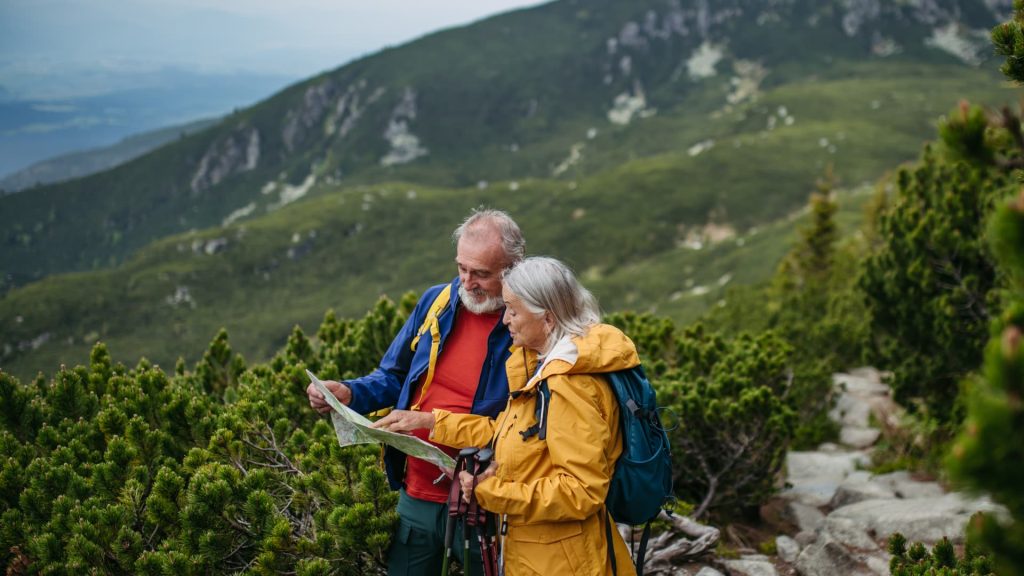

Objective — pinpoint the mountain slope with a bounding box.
[0,0,1011,289]
[0,0,1018,378]
[0,55,1011,379]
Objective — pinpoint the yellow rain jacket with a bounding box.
[431,323,640,576]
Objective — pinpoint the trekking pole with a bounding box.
[467,448,499,576]
[441,447,478,576]
[458,448,480,573]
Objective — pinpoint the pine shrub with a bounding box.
[0,296,411,574]
[888,531,994,576]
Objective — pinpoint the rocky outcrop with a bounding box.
[282,80,339,153]
[281,77,386,154]
[190,124,260,195]
[380,88,428,166]
[326,80,385,140]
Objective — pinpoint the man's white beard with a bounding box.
[458,285,504,314]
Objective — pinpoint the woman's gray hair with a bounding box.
[502,256,600,348]
[452,207,526,266]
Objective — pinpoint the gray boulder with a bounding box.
[795,533,886,576]
[829,493,991,544]
[784,500,826,533]
[840,426,881,449]
[829,476,896,508]
[775,535,801,563]
[821,516,879,551]
[782,451,869,507]
[720,555,778,576]
[871,471,945,499]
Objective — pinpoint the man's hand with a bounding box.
[306,380,352,414]
[371,409,435,434]
[458,462,497,503]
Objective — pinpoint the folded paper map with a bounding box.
[306,369,455,469]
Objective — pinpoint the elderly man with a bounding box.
[307,208,524,576]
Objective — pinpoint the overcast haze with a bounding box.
[0,0,548,178]
[0,0,549,99]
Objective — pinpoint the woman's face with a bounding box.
[502,286,552,352]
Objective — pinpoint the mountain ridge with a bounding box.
[0,0,1017,378]
[0,0,1010,286]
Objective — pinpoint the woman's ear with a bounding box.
[543,311,556,332]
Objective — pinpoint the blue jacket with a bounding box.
[345,277,513,490]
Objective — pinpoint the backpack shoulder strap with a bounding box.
[519,380,551,441]
[408,284,451,411]
[608,365,656,423]
[409,284,451,352]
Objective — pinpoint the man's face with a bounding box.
[455,234,506,313]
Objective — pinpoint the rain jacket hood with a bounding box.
[520,323,641,392]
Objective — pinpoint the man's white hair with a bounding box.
[452,207,525,266]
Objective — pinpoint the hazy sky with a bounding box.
[0,0,549,99]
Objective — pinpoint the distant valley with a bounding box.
[0,68,295,182]
[0,117,217,194]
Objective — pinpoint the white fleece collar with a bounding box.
[527,335,579,388]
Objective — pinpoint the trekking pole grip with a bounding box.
[471,448,494,475]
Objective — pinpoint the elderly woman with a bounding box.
[374,256,639,575]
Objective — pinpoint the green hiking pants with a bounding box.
[388,489,485,576]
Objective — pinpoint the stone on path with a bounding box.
[720,554,779,576]
[775,535,800,563]
[784,500,826,533]
[839,426,881,449]
[795,532,886,576]
[781,450,870,507]
[829,493,1000,544]
[871,471,944,499]
[769,369,1004,576]
[820,516,879,552]
[829,472,896,508]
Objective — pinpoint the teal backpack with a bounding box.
[524,364,673,575]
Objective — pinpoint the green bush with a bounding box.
[860,142,1007,424]
[948,191,1024,576]
[665,325,796,519]
[945,8,1024,574]
[704,183,869,448]
[0,295,412,574]
[888,530,994,576]
[607,312,799,520]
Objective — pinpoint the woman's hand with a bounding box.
[458,461,497,503]
[370,409,435,434]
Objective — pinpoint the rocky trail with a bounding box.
[651,368,1001,576]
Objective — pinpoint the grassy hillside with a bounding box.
[1,62,1015,378]
[0,0,1016,378]
[0,171,874,381]
[0,60,991,380]
[0,0,1009,289]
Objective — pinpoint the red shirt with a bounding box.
[404,308,501,502]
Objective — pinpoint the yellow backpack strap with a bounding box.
[408,285,451,411]
[410,284,451,352]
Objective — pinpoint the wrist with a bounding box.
[337,382,353,405]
